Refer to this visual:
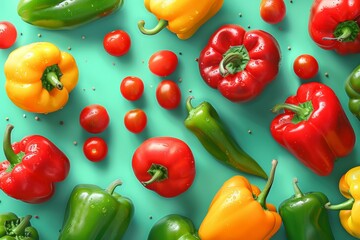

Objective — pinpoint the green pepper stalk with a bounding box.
[148,214,200,240]
[184,97,268,179]
[58,179,134,240]
[279,178,335,240]
[0,212,39,239]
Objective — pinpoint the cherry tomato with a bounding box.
[293,54,319,80]
[83,137,108,162]
[156,80,181,110]
[103,30,131,57]
[120,76,144,101]
[260,0,286,24]
[79,104,110,134]
[0,21,17,49]
[149,50,178,77]
[124,109,147,134]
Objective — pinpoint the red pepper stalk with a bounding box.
[270,82,356,176]
[309,0,360,54]
[0,124,70,203]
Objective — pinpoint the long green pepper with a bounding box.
[345,64,360,120]
[184,97,267,179]
[279,178,335,240]
[17,0,124,30]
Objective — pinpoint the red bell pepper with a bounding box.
[131,137,196,198]
[198,24,281,102]
[309,0,360,55]
[270,82,356,176]
[0,125,70,203]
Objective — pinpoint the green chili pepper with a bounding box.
[0,212,39,240]
[148,214,200,240]
[345,64,360,120]
[279,178,335,240]
[58,179,134,240]
[184,97,268,179]
[17,0,124,30]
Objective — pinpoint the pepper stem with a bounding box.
[186,96,195,113]
[47,72,63,90]
[142,164,168,186]
[272,101,313,124]
[3,124,22,168]
[322,20,360,42]
[219,45,250,77]
[256,159,278,209]
[106,179,122,195]
[41,64,63,91]
[138,19,168,35]
[292,178,304,198]
[9,215,32,236]
[325,198,354,211]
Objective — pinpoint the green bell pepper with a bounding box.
[345,65,360,120]
[17,0,124,30]
[0,212,39,239]
[279,178,335,240]
[184,97,267,179]
[148,214,200,240]
[58,179,134,240]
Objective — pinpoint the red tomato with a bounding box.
[120,76,144,101]
[293,54,319,80]
[156,80,181,110]
[260,0,286,24]
[83,137,108,162]
[79,104,110,134]
[103,30,131,57]
[124,109,147,134]
[0,21,17,49]
[149,50,178,77]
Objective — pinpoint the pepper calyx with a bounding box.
[6,215,32,236]
[41,64,63,91]
[3,125,24,172]
[219,45,250,77]
[142,163,168,186]
[272,100,313,124]
[325,198,355,211]
[138,19,168,35]
[322,20,360,42]
[256,159,278,209]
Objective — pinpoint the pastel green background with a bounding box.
[1,0,360,239]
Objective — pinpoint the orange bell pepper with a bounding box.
[198,160,282,240]
[326,166,360,238]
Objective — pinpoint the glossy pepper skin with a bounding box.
[132,137,196,198]
[199,160,281,240]
[345,65,360,120]
[270,82,356,176]
[148,214,200,240]
[0,124,70,204]
[279,178,335,240]
[326,166,360,238]
[17,0,124,30]
[59,179,134,240]
[0,213,39,239]
[138,0,223,39]
[184,97,268,179]
[198,24,281,102]
[4,42,78,113]
[309,0,360,55]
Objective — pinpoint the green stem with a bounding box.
[138,19,168,35]
[47,72,63,90]
[322,20,360,42]
[186,96,195,113]
[257,159,278,209]
[271,101,313,124]
[142,164,168,186]
[10,215,32,236]
[292,178,304,198]
[106,179,122,195]
[219,45,250,77]
[142,169,163,186]
[325,198,354,211]
[3,124,21,166]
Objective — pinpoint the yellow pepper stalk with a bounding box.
[326,166,360,238]
[138,0,224,40]
[199,160,282,240]
[4,42,79,114]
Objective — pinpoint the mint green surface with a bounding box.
[1,1,359,239]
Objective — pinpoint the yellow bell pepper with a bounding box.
[4,42,79,114]
[199,160,282,240]
[138,0,224,40]
[326,166,360,238]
